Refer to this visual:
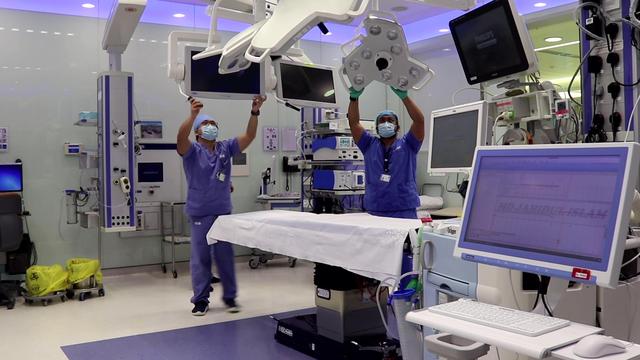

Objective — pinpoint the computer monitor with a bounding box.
[454,144,640,288]
[0,163,23,192]
[428,101,489,174]
[184,46,264,100]
[274,60,337,108]
[137,162,163,183]
[449,0,538,85]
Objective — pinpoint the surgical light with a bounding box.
[173,13,186,18]
[534,2,547,7]
[82,3,96,9]
[341,12,434,92]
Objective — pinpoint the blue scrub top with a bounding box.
[182,139,240,217]
[357,131,421,214]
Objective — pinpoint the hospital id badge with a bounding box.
[380,174,391,183]
[217,172,226,182]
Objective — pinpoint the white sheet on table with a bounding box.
[207,210,422,282]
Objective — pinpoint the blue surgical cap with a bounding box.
[376,110,398,124]
[193,114,214,133]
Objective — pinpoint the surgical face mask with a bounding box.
[377,122,396,138]
[200,124,218,141]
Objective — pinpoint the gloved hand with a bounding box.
[391,86,409,100]
[349,87,364,100]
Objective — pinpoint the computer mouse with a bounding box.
[573,335,627,358]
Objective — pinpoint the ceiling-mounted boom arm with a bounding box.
[102,0,147,71]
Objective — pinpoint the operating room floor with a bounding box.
[0,259,316,360]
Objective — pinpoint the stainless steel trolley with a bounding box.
[160,202,190,279]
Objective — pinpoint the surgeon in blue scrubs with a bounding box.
[177,95,266,316]
[347,86,424,219]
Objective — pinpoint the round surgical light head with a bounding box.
[390,45,403,55]
[350,60,360,71]
[398,77,409,87]
[361,50,373,60]
[381,70,393,81]
[354,75,365,85]
[369,25,382,36]
[387,30,398,41]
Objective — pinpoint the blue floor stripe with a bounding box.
[62,308,315,360]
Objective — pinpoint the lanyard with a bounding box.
[382,144,393,174]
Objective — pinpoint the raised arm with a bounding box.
[177,98,203,156]
[392,87,425,142]
[347,87,365,143]
[237,95,266,152]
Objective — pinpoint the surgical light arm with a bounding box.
[193,0,266,62]
[415,0,476,10]
[167,31,210,82]
[244,0,370,63]
[102,0,147,71]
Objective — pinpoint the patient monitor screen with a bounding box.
[450,0,529,84]
[460,150,627,270]
[138,162,164,183]
[190,51,261,95]
[431,110,478,170]
[279,63,336,104]
[0,164,23,192]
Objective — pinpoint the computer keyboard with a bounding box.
[428,299,570,337]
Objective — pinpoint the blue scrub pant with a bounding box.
[368,209,418,219]
[190,215,237,304]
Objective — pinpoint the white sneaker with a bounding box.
[191,301,209,316]
[224,299,241,313]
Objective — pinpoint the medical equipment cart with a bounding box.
[160,202,190,279]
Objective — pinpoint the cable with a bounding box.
[574,3,607,42]
[624,94,640,142]
[622,252,640,268]
[541,295,554,317]
[612,69,640,87]
[508,270,523,310]
[177,82,190,99]
[451,87,496,105]
[593,73,599,115]
[532,293,540,311]
[568,47,596,108]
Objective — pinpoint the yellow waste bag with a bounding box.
[26,264,69,297]
[66,258,103,285]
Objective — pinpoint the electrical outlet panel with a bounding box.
[263,126,279,152]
